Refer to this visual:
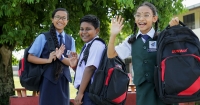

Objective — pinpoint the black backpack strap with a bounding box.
[42,32,55,52]
[79,38,106,66]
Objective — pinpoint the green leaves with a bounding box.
[83,1,93,11]
[0,0,186,51]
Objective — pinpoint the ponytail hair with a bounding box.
[50,8,69,80]
[128,23,137,43]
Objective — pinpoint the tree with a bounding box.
[0,0,185,104]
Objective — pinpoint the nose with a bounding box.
[138,16,145,20]
[81,30,88,33]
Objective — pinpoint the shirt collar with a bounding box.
[56,31,65,37]
[85,36,99,46]
[136,27,155,39]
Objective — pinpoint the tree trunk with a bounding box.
[0,45,15,105]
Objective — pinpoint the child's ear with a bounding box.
[153,15,158,23]
[96,28,100,34]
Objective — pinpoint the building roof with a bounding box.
[187,3,200,10]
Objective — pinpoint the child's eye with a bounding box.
[144,14,150,18]
[80,28,91,32]
[86,28,91,31]
[62,17,67,20]
[134,14,141,18]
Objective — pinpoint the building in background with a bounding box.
[176,3,200,37]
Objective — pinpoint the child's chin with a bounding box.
[82,39,89,43]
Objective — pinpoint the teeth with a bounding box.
[139,23,146,25]
[57,23,63,26]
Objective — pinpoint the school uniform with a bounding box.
[28,31,76,105]
[115,28,178,105]
[74,36,105,105]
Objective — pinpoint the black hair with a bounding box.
[128,2,159,43]
[50,8,69,79]
[80,14,100,29]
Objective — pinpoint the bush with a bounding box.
[12,55,19,66]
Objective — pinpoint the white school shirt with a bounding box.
[115,27,155,60]
[74,37,105,88]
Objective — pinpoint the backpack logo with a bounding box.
[172,48,188,53]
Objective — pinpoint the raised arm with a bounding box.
[107,15,124,58]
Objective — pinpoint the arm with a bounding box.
[28,52,55,64]
[107,15,124,58]
[75,65,96,105]
[27,34,56,64]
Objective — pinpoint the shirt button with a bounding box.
[143,46,147,49]
[145,73,149,77]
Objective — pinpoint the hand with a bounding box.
[169,17,179,27]
[55,44,65,59]
[68,52,78,68]
[47,51,56,63]
[110,15,124,36]
[75,93,83,105]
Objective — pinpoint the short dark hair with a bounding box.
[80,14,100,29]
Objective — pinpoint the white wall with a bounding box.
[193,28,200,39]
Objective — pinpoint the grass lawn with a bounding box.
[13,76,77,99]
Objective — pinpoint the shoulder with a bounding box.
[89,39,105,52]
[92,39,106,46]
[65,33,72,38]
[35,33,46,41]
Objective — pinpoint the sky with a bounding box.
[182,0,200,7]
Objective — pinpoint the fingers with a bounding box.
[75,101,82,105]
[53,56,56,61]
[68,52,78,59]
[169,17,179,27]
[60,44,65,52]
[112,15,124,24]
[51,51,56,56]
[174,17,179,22]
[71,52,77,57]
[111,18,116,24]
[75,99,83,105]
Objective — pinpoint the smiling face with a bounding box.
[51,11,69,33]
[79,22,99,43]
[135,6,158,34]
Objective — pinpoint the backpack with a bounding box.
[80,38,130,105]
[18,32,55,91]
[155,21,200,104]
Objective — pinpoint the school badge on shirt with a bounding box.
[148,41,157,52]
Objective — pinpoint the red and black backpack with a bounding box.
[80,38,130,105]
[155,21,200,104]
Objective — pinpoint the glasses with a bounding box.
[54,15,68,21]
[134,14,153,19]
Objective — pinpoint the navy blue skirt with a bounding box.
[39,75,70,105]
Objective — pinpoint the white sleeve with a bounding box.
[115,36,132,60]
[85,41,105,68]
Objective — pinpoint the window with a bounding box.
[183,13,195,29]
